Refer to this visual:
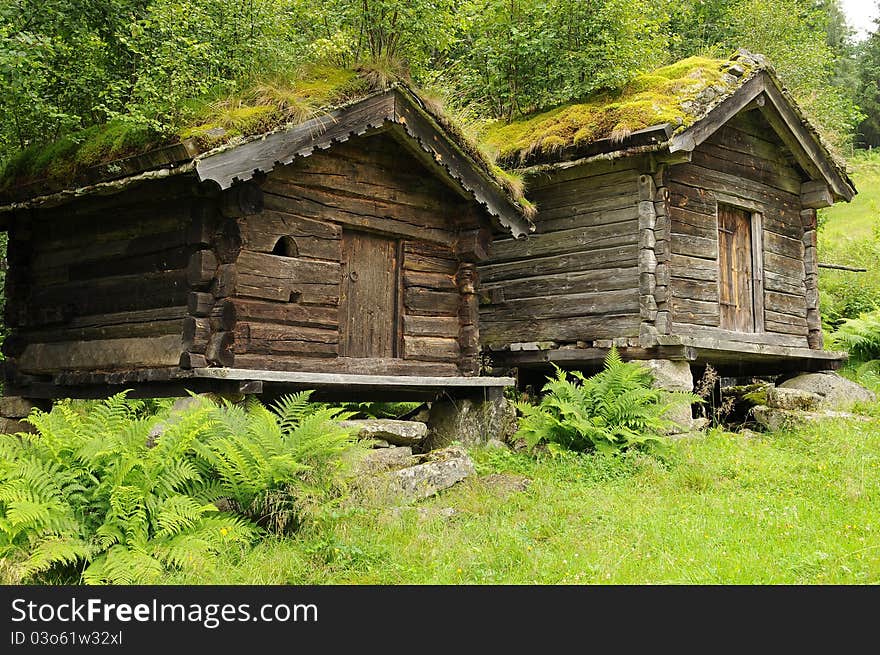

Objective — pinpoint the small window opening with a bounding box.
[272,235,298,257]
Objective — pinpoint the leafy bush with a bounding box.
[0,391,359,584]
[513,349,699,454]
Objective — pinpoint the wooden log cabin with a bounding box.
[0,85,532,401]
[479,51,857,377]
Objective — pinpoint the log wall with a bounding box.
[664,109,812,347]
[479,159,642,347]
[4,133,489,381]
[190,134,483,376]
[5,177,200,375]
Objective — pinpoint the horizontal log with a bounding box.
[534,191,638,223]
[224,298,338,329]
[763,270,806,295]
[17,334,183,374]
[763,231,803,260]
[234,322,338,344]
[480,244,638,283]
[486,289,638,322]
[403,315,460,338]
[480,266,638,302]
[263,176,455,231]
[671,277,718,303]
[403,270,457,290]
[763,251,805,280]
[19,318,184,345]
[24,270,190,323]
[403,336,460,362]
[669,255,718,282]
[765,291,806,317]
[404,287,460,316]
[536,204,639,234]
[234,276,339,306]
[238,209,342,258]
[479,313,640,344]
[491,219,637,263]
[403,252,459,274]
[671,233,717,259]
[668,324,808,348]
[237,249,340,284]
[671,297,720,326]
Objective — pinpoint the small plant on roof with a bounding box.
[513,348,700,454]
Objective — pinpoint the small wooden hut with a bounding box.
[479,51,856,376]
[0,85,532,401]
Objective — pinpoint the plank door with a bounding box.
[339,230,401,357]
[718,204,755,332]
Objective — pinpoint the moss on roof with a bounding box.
[0,62,534,219]
[0,64,372,195]
[480,54,760,167]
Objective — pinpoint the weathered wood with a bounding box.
[339,231,400,358]
[718,204,754,332]
[206,332,234,367]
[179,352,208,369]
[403,315,460,338]
[480,267,638,301]
[404,336,460,361]
[671,278,718,302]
[223,298,338,329]
[188,292,214,317]
[228,354,461,376]
[17,334,183,374]
[219,183,264,218]
[403,270,457,290]
[751,212,766,333]
[480,244,638,283]
[192,366,513,387]
[491,219,637,263]
[238,209,342,259]
[480,314,640,344]
[672,297,720,327]
[487,289,638,322]
[404,287,460,316]
[187,250,218,289]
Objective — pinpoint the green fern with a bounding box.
[829,309,880,362]
[514,347,700,454]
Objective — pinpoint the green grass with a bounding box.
[166,418,880,584]
[821,150,880,244]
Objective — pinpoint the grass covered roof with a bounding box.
[480,52,762,167]
[0,63,534,219]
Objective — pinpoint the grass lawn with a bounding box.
[821,150,880,245]
[168,417,880,585]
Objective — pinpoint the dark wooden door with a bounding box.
[339,230,400,357]
[718,204,754,332]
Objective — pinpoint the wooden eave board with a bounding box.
[668,71,855,202]
[195,88,532,238]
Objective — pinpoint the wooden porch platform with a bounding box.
[4,366,514,402]
[489,335,846,377]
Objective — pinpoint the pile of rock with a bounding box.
[342,418,476,504]
[750,371,875,431]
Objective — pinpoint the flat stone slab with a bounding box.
[339,419,428,446]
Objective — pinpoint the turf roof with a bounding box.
[480,53,760,167]
[0,63,534,219]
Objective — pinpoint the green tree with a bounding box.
[855,7,880,147]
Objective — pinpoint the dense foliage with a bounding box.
[514,349,699,454]
[0,0,874,170]
[0,392,359,584]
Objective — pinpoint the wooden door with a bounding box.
[718,204,755,332]
[339,230,400,357]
